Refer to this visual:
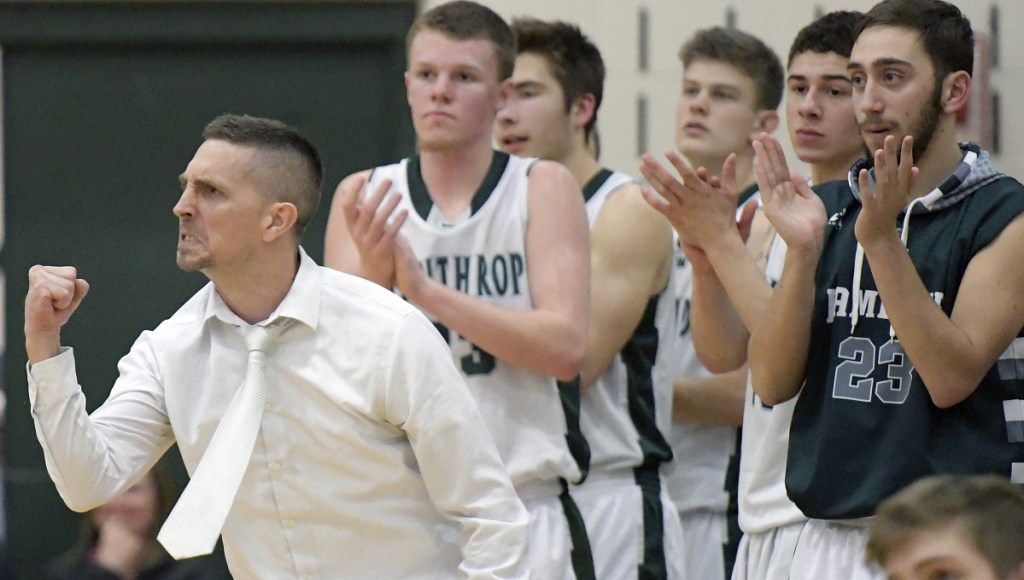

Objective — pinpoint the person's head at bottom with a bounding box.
[867,474,1024,580]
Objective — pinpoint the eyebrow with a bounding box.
[913,555,964,573]
[848,57,913,71]
[683,79,742,93]
[788,74,852,84]
[180,174,225,192]
[512,79,545,91]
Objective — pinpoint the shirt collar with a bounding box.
[202,247,322,330]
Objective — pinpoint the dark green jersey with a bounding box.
[787,170,1024,519]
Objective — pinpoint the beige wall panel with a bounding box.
[420,0,1022,178]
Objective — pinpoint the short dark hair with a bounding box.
[788,11,863,67]
[511,18,605,146]
[679,27,784,112]
[867,475,1024,577]
[202,113,323,241]
[406,0,516,81]
[856,0,973,83]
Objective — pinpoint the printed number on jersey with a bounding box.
[433,322,496,376]
[832,337,914,404]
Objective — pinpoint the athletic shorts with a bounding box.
[678,509,728,580]
[572,469,685,579]
[731,521,804,580]
[521,480,595,579]
[789,519,886,580]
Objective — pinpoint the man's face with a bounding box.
[494,52,575,162]
[884,525,1002,580]
[848,25,943,160]
[676,58,762,166]
[174,139,270,276]
[405,30,507,152]
[786,51,864,171]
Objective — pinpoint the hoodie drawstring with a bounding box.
[850,188,945,335]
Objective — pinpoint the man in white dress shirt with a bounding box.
[24,113,529,579]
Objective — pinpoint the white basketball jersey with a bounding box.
[738,231,806,533]
[662,232,738,513]
[368,153,588,491]
[580,170,676,473]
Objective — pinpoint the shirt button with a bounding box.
[286,518,297,528]
[264,403,273,411]
[270,462,282,472]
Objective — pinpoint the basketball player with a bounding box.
[748,0,1024,577]
[324,2,595,578]
[658,27,783,579]
[640,11,865,579]
[494,17,685,579]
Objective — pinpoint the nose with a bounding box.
[798,88,822,119]
[496,95,517,126]
[431,72,454,103]
[856,79,884,115]
[173,185,194,219]
[687,90,708,115]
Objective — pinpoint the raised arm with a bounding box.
[856,136,1024,408]
[639,152,773,371]
[580,184,672,389]
[26,266,172,511]
[324,170,408,288]
[394,161,590,382]
[747,134,826,405]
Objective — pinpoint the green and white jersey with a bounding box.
[789,145,1024,519]
[738,221,806,533]
[578,169,675,474]
[661,233,738,513]
[368,151,589,493]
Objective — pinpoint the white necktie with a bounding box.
[158,320,287,559]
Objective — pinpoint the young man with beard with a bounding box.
[642,12,865,579]
[494,18,686,579]
[325,2,595,578]
[24,114,530,578]
[747,0,1024,577]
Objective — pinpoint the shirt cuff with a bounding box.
[27,346,80,410]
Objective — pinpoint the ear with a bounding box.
[941,70,971,115]
[571,93,598,131]
[263,202,299,243]
[404,71,413,105]
[751,110,780,140]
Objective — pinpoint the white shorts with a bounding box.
[678,509,727,580]
[572,470,685,579]
[730,521,804,580]
[522,483,595,580]
[789,519,886,580]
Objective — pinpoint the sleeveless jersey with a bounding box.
[738,227,806,533]
[368,152,589,492]
[661,231,738,513]
[578,169,675,474]
[789,175,1024,519]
